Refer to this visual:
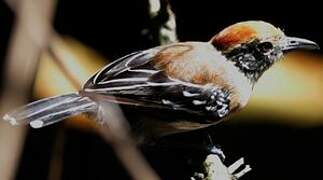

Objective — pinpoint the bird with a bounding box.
[3,20,319,143]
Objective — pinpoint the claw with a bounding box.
[207,145,226,161]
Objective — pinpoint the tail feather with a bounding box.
[3,93,98,128]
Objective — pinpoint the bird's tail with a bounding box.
[3,93,98,128]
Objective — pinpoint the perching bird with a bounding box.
[3,21,319,142]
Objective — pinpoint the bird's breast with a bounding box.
[223,61,253,111]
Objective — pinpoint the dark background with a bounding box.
[1,0,322,179]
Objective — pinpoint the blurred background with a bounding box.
[0,0,322,179]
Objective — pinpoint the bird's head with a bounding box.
[210,21,319,82]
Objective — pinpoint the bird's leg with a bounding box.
[203,132,226,161]
[192,133,251,180]
[192,155,252,180]
[205,143,226,162]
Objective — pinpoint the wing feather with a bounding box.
[82,46,230,118]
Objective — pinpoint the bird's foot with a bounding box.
[206,144,226,162]
[192,155,252,180]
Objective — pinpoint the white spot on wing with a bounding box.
[183,91,199,97]
[162,99,173,105]
[216,101,223,106]
[205,106,217,111]
[192,100,207,105]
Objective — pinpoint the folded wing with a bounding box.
[82,47,230,118]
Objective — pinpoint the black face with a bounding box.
[222,39,283,82]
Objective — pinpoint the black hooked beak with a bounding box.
[281,36,320,52]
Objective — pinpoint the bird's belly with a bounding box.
[123,107,222,141]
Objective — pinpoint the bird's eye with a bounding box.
[257,42,273,52]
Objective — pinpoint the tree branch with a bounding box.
[192,155,251,180]
[0,0,56,180]
[147,0,178,44]
[96,100,160,180]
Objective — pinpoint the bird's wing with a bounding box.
[82,47,230,118]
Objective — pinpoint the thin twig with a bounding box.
[147,0,178,44]
[48,43,82,89]
[45,37,161,180]
[7,2,160,179]
[48,127,65,180]
[0,0,56,180]
[6,0,77,89]
[94,100,160,180]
